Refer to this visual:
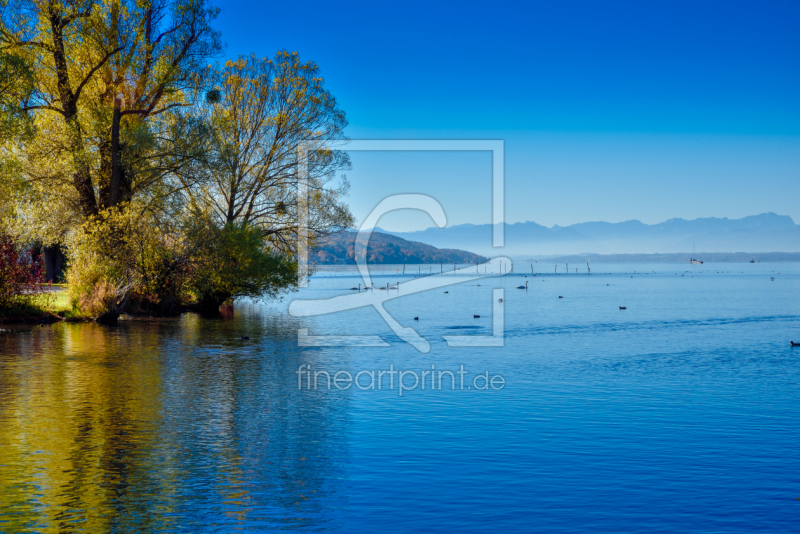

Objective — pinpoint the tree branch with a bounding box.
[120,102,189,117]
[21,104,66,116]
[73,45,124,102]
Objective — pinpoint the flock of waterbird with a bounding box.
[345,271,631,323]
[236,267,796,347]
[349,283,398,290]
[340,267,798,346]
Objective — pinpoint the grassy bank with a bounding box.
[0,289,89,323]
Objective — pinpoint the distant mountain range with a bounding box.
[311,231,487,265]
[377,213,800,256]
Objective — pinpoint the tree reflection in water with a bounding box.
[0,310,348,532]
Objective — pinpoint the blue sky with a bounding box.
[215,0,800,231]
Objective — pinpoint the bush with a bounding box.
[65,207,298,320]
[0,234,47,312]
[65,209,137,321]
[127,252,187,316]
[66,244,133,321]
[125,219,189,317]
[185,219,297,314]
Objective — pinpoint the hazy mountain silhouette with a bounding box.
[377,213,800,256]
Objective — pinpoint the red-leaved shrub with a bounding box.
[0,235,47,311]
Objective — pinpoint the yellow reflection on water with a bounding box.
[0,323,175,532]
[0,315,343,532]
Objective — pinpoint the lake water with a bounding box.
[1,263,798,533]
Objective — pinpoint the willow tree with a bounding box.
[0,0,220,320]
[190,51,355,257]
[0,0,221,222]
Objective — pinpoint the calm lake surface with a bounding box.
[1,263,798,533]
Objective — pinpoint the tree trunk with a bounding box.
[48,7,98,218]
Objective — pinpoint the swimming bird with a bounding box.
[558,296,563,299]
[516,281,528,289]
[473,315,481,318]
[414,317,419,321]
[349,283,361,291]
[619,306,626,310]
[241,336,250,340]
[498,298,503,302]
[791,341,799,347]
[444,291,449,293]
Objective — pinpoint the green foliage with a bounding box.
[0,51,33,142]
[0,51,34,234]
[185,217,297,313]
[127,239,188,317]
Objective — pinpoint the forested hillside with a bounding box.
[311,232,487,264]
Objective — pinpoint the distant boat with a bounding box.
[750,259,755,263]
[690,238,703,264]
